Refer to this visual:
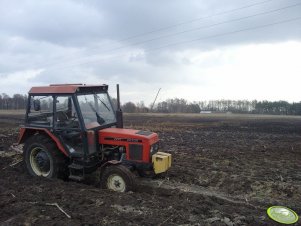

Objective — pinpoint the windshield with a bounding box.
[77,93,116,129]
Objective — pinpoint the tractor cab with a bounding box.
[19,84,171,192]
[23,84,116,155]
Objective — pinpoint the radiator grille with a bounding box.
[129,144,143,160]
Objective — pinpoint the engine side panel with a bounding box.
[99,128,159,163]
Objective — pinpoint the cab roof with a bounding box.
[29,84,108,94]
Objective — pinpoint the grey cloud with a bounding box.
[85,0,301,49]
[0,0,105,46]
[2,0,300,49]
[0,0,301,101]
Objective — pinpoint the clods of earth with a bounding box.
[0,112,300,225]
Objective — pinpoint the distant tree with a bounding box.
[2,93,10,109]
[136,101,149,113]
[122,102,137,113]
[0,94,2,110]
[186,103,201,113]
[13,94,27,109]
[156,101,169,113]
[290,102,301,115]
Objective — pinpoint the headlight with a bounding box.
[150,142,160,154]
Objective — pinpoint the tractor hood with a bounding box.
[99,128,159,146]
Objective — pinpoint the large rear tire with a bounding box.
[100,165,136,192]
[23,134,68,179]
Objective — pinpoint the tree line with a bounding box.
[1,93,301,115]
[0,93,27,110]
[122,99,301,115]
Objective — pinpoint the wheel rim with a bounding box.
[107,174,126,192]
[29,147,51,177]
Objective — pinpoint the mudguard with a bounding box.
[18,127,69,156]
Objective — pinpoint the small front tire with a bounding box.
[100,165,136,192]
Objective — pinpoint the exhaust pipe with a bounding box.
[116,84,123,128]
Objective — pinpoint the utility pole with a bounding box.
[150,88,161,111]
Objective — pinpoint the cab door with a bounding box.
[54,96,84,156]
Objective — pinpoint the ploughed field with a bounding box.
[0,111,300,225]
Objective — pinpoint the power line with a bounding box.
[151,16,301,51]
[113,2,301,51]
[45,15,301,71]
[117,0,276,41]
[24,0,279,70]
[39,2,301,70]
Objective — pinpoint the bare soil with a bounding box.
[0,112,300,225]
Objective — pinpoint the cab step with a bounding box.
[68,163,85,181]
[68,163,84,170]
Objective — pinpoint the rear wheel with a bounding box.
[101,165,136,192]
[23,134,68,179]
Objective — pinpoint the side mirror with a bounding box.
[33,99,41,111]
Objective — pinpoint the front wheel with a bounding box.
[100,165,136,192]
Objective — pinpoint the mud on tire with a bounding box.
[100,165,136,192]
[23,134,68,179]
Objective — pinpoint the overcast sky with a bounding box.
[0,0,301,105]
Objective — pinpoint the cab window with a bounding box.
[27,95,53,126]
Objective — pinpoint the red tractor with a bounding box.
[18,84,171,192]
